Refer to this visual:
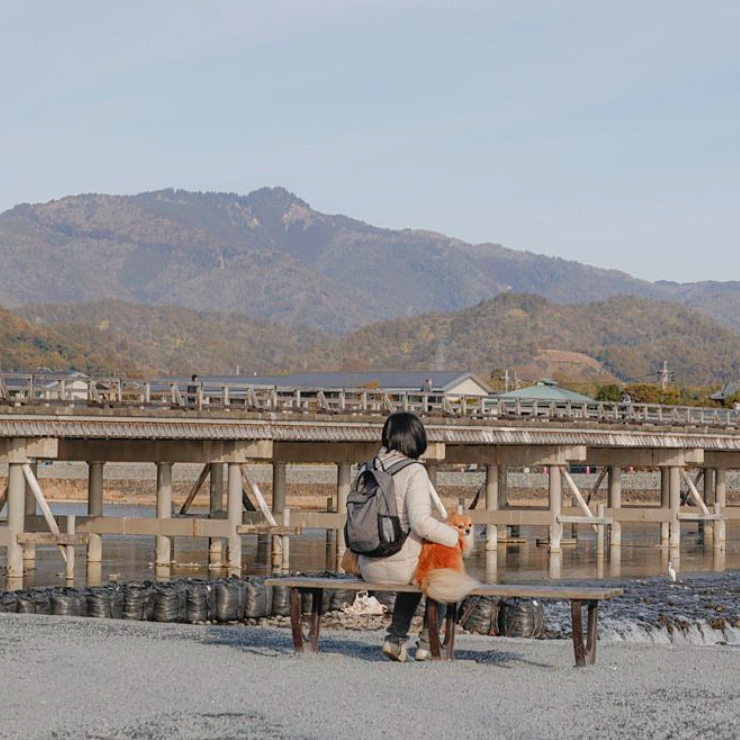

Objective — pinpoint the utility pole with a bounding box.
[659,361,670,390]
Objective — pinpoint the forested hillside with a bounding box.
[14,294,740,386]
[0,305,136,374]
[328,294,740,386]
[17,301,329,375]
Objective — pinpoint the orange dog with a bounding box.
[414,512,479,603]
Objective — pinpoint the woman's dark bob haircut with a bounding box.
[381,412,427,460]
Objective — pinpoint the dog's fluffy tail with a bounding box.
[420,570,480,604]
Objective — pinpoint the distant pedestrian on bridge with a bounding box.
[187,374,200,408]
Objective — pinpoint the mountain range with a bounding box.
[2,186,740,386]
[5,186,738,335]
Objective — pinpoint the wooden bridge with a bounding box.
[2,371,739,428]
[1,374,739,587]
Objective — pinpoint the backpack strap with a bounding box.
[369,457,420,475]
[384,459,421,476]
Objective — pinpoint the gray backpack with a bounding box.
[344,458,418,557]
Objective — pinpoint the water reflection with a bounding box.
[3,503,740,589]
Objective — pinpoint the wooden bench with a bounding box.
[264,576,623,667]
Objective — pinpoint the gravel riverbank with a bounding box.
[1,611,739,740]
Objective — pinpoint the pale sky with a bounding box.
[1,0,737,283]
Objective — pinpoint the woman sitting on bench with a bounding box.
[357,412,458,662]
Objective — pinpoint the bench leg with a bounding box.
[571,599,598,666]
[426,599,457,660]
[426,598,442,660]
[308,588,323,652]
[443,603,456,660]
[289,587,304,652]
[586,600,598,664]
[289,588,324,653]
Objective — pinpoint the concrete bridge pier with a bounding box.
[609,549,622,578]
[6,462,25,579]
[271,462,287,567]
[227,462,242,572]
[208,463,225,568]
[596,503,606,555]
[549,464,563,553]
[272,462,286,516]
[660,468,670,545]
[714,468,727,551]
[499,465,519,539]
[596,549,605,579]
[484,549,498,579]
[155,462,173,567]
[22,461,37,568]
[86,561,102,587]
[498,465,508,508]
[485,463,498,551]
[549,549,562,579]
[86,461,104,564]
[669,466,682,550]
[607,465,622,553]
[713,545,726,572]
[702,468,716,543]
[1,437,58,586]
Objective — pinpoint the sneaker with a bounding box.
[382,637,408,662]
[415,634,432,661]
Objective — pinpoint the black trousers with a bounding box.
[387,592,445,641]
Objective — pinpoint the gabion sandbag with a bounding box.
[328,587,358,612]
[87,586,124,619]
[214,578,246,622]
[123,584,155,621]
[497,598,545,638]
[50,589,84,617]
[244,578,273,618]
[300,589,331,615]
[16,592,37,614]
[271,584,291,616]
[153,583,187,623]
[458,595,500,635]
[17,590,51,615]
[312,572,357,612]
[185,582,215,623]
[0,592,19,613]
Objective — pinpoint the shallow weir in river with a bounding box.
[599,620,740,645]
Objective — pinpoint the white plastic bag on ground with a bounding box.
[341,590,388,616]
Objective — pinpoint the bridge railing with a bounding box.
[1,373,738,429]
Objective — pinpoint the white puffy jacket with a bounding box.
[358,449,458,586]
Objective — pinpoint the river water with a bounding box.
[7,501,740,589]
